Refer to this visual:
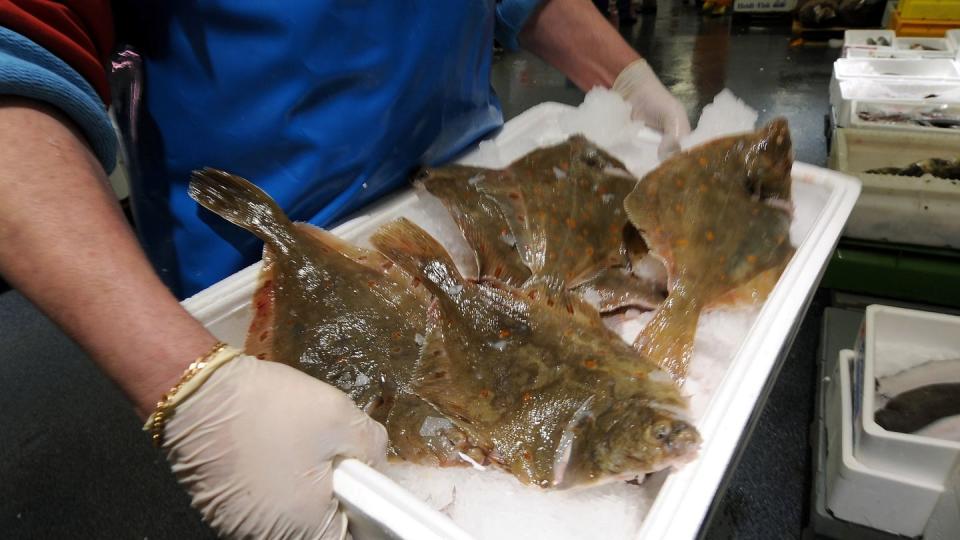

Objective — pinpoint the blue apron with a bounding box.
[127,1,533,297]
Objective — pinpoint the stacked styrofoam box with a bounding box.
[828,37,960,247]
[843,30,957,59]
[825,350,945,537]
[829,127,960,248]
[825,306,960,537]
[831,33,960,131]
[843,30,897,57]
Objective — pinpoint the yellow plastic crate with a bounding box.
[892,9,960,36]
[898,0,960,20]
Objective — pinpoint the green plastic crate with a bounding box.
[823,239,960,307]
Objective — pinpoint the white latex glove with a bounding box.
[612,58,692,159]
[159,351,388,540]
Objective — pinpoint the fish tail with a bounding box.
[634,295,701,382]
[189,168,296,248]
[370,218,465,294]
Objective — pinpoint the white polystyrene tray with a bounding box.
[829,127,960,248]
[182,103,861,540]
[834,58,960,81]
[949,29,960,56]
[843,29,896,50]
[845,37,955,59]
[858,306,960,485]
[825,350,943,537]
[894,37,954,57]
[850,99,960,134]
[846,47,956,60]
[828,76,960,130]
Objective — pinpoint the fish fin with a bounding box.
[573,267,666,313]
[520,280,610,329]
[746,118,793,201]
[707,254,790,309]
[188,168,296,249]
[475,176,541,273]
[634,295,701,382]
[420,168,531,287]
[625,180,675,278]
[370,218,466,295]
[295,224,375,262]
[295,224,433,308]
[244,246,276,362]
[412,324,497,429]
[383,395,469,467]
[623,224,650,268]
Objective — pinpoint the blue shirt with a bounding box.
[0,1,542,298]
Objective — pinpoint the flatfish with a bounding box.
[371,218,699,487]
[625,119,796,381]
[421,135,661,313]
[189,168,473,465]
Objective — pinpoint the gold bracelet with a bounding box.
[144,341,237,448]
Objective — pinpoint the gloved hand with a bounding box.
[612,58,692,159]
[157,350,388,540]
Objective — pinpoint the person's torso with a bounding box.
[121,1,502,297]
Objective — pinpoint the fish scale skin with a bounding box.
[372,218,699,488]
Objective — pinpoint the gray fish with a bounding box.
[189,168,473,466]
[371,218,699,488]
[875,383,960,435]
[866,157,960,180]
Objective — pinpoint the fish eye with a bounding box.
[653,420,671,440]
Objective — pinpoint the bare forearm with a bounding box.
[0,98,216,418]
[519,0,640,91]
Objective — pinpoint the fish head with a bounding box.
[557,399,700,487]
[607,402,700,471]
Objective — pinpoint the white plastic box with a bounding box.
[843,29,896,53]
[894,37,955,58]
[949,29,960,55]
[825,350,944,537]
[834,58,960,81]
[828,76,960,130]
[844,35,956,59]
[181,103,861,540]
[849,99,960,134]
[829,127,960,248]
[856,306,960,485]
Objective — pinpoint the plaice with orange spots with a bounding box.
[372,218,699,488]
[421,135,663,314]
[189,168,475,467]
[625,118,796,382]
[474,135,635,293]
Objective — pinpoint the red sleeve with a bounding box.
[0,1,114,104]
